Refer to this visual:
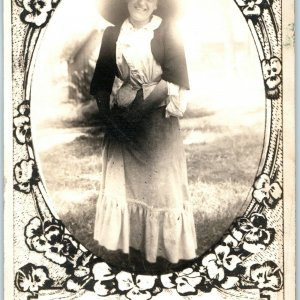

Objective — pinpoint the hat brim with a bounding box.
[98,0,182,25]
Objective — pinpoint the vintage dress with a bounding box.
[91,16,197,263]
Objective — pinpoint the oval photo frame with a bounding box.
[12,0,284,298]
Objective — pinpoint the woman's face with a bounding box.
[127,0,158,24]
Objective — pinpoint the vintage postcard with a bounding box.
[4,0,295,299]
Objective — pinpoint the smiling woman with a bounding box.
[91,0,198,265]
[30,0,265,274]
[127,0,158,27]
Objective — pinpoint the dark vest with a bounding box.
[90,19,190,96]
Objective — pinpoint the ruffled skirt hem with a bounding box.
[94,196,197,264]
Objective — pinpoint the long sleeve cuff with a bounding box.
[165,82,189,118]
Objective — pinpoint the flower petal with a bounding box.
[202,253,217,266]
[136,275,156,291]
[116,271,134,291]
[254,174,270,189]
[223,234,239,247]
[14,115,29,127]
[216,267,225,282]
[14,182,31,193]
[94,281,111,296]
[14,160,35,183]
[178,268,193,277]
[178,273,202,288]
[269,182,282,200]
[266,76,281,89]
[236,217,254,232]
[215,245,230,260]
[42,0,52,11]
[223,255,242,271]
[15,126,31,144]
[29,236,49,252]
[66,278,82,292]
[23,0,34,12]
[221,276,239,289]
[74,266,90,278]
[160,274,176,289]
[243,5,261,17]
[18,101,30,116]
[175,277,197,295]
[243,242,266,253]
[185,271,201,279]
[230,227,243,241]
[32,267,50,287]
[270,57,282,75]
[126,287,152,300]
[253,189,270,203]
[92,262,114,281]
[206,261,224,281]
[262,60,271,80]
[235,0,247,6]
[25,217,42,238]
[249,213,267,228]
[24,12,49,27]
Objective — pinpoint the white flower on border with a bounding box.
[22,0,53,27]
[222,234,239,247]
[262,57,282,89]
[93,262,115,282]
[25,217,81,266]
[74,265,90,278]
[236,0,263,17]
[220,276,240,289]
[226,213,275,253]
[175,268,202,294]
[25,217,49,253]
[66,277,82,293]
[202,245,242,282]
[92,262,115,296]
[14,159,39,193]
[116,272,156,300]
[250,261,283,291]
[15,263,52,293]
[261,57,282,99]
[13,115,31,144]
[161,268,202,295]
[253,174,282,208]
[15,159,35,184]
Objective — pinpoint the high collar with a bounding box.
[121,15,162,32]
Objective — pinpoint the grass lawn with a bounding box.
[38,110,263,274]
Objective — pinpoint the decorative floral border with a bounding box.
[12,0,283,299]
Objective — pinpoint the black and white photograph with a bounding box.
[4,0,295,299]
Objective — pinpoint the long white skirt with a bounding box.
[94,105,197,263]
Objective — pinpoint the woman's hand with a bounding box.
[118,90,145,123]
[95,91,111,124]
[95,91,129,141]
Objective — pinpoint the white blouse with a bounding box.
[110,15,188,118]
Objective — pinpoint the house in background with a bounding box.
[67,29,104,105]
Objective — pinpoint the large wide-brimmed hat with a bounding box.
[98,0,182,25]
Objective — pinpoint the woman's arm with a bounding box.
[142,80,168,111]
[90,26,119,96]
[95,90,111,124]
[95,90,134,142]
